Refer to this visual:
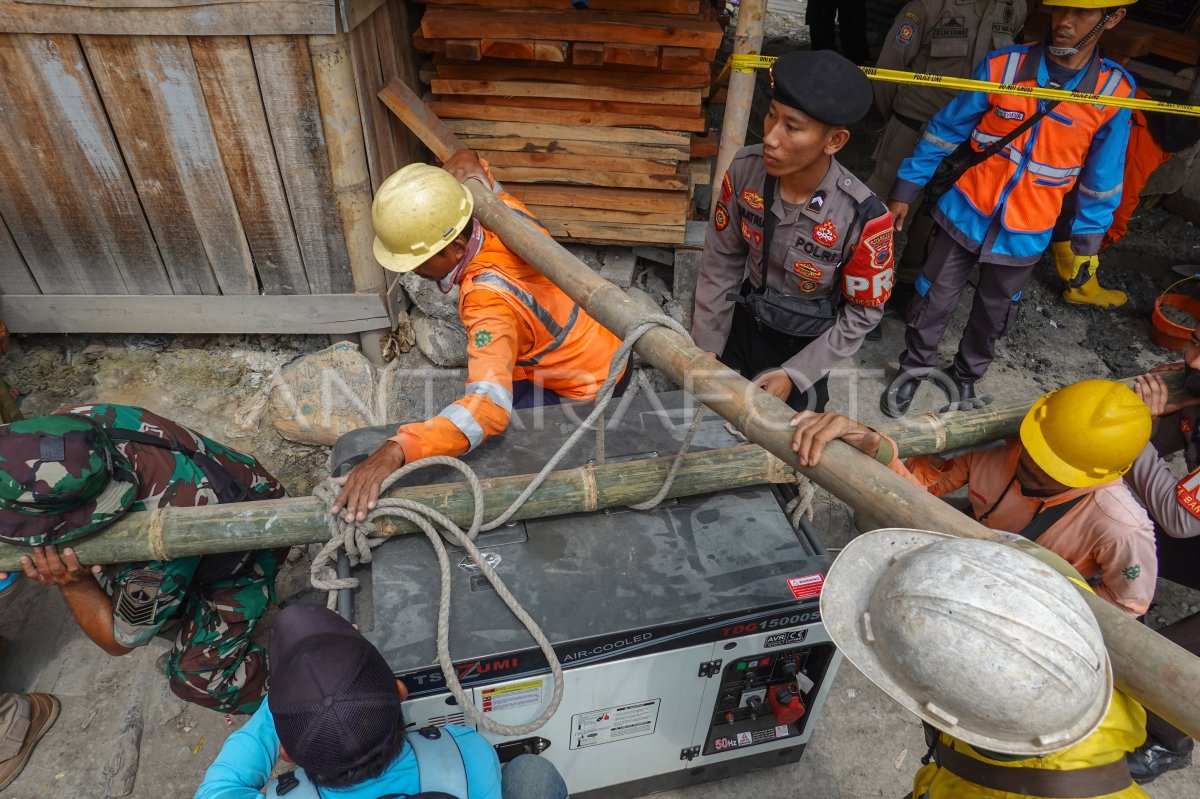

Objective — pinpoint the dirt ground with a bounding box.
[2,6,1200,797]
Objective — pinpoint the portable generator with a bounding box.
[334,391,842,797]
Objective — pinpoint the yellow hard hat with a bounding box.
[1019,380,1151,488]
[371,164,474,273]
[1041,0,1136,9]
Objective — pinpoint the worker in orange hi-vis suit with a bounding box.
[1049,93,1200,308]
[333,150,626,523]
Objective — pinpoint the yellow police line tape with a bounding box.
[727,53,1200,118]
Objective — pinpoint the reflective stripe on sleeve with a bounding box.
[1079,182,1122,200]
[466,381,514,414]
[437,403,485,450]
[921,130,957,152]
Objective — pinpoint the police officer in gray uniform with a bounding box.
[867,0,1027,303]
[692,50,896,412]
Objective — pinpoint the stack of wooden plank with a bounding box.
[413,0,723,245]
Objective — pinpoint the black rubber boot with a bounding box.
[1128,737,1194,784]
[938,370,993,413]
[881,375,922,418]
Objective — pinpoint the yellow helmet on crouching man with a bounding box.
[372,163,473,274]
[1019,379,1151,488]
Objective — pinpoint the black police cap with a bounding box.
[770,50,872,126]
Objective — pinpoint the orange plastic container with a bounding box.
[1151,291,1200,350]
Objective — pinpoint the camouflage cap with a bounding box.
[0,414,139,546]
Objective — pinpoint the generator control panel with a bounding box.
[702,640,836,756]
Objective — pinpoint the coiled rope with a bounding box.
[310,313,707,736]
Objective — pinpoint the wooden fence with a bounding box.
[0,0,425,349]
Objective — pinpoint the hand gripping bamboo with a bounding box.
[377,76,1200,741]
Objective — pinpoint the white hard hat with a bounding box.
[820,529,1112,756]
[371,163,474,273]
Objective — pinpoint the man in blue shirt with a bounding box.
[195,604,567,799]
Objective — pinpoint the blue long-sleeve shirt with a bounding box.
[194,702,502,799]
[892,44,1133,264]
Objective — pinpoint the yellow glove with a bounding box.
[1067,253,1099,289]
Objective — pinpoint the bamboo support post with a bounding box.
[881,370,1188,458]
[711,0,766,222]
[0,446,791,571]
[375,79,1200,740]
[310,32,391,365]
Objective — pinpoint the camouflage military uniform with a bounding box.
[61,404,286,715]
[0,377,18,424]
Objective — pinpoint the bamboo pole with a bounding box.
[882,370,1188,458]
[375,79,1200,740]
[711,0,766,222]
[310,32,390,365]
[0,446,791,572]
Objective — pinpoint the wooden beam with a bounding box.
[458,134,689,161]
[542,219,685,245]
[0,294,389,334]
[487,165,688,190]
[510,184,690,214]
[443,118,690,146]
[430,79,700,106]
[420,6,723,49]
[430,62,711,89]
[433,50,712,77]
[0,0,337,36]
[417,0,700,12]
[437,92,700,119]
[479,39,568,62]
[425,97,707,131]
[473,149,679,175]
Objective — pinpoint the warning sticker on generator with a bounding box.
[787,574,824,599]
[570,699,661,750]
[712,724,791,753]
[481,679,543,714]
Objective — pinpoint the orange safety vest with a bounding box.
[955,47,1134,235]
[393,191,623,463]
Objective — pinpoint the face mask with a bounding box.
[1185,363,1200,396]
[435,220,484,294]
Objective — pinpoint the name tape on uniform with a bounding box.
[727,54,1200,118]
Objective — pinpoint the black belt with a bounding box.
[935,740,1134,798]
[894,111,925,132]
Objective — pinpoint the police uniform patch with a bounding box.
[721,172,733,203]
[740,220,763,248]
[1183,416,1194,435]
[904,10,920,22]
[797,279,820,293]
[474,329,493,348]
[741,189,765,211]
[714,202,730,231]
[807,191,826,213]
[863,228,893,269]
[896,22,915,46]
[792,261,823,280]
[813,219,838,246]
[1122,564,1142,581]
[994,107,1025,121]
[1177,464,1200,521]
